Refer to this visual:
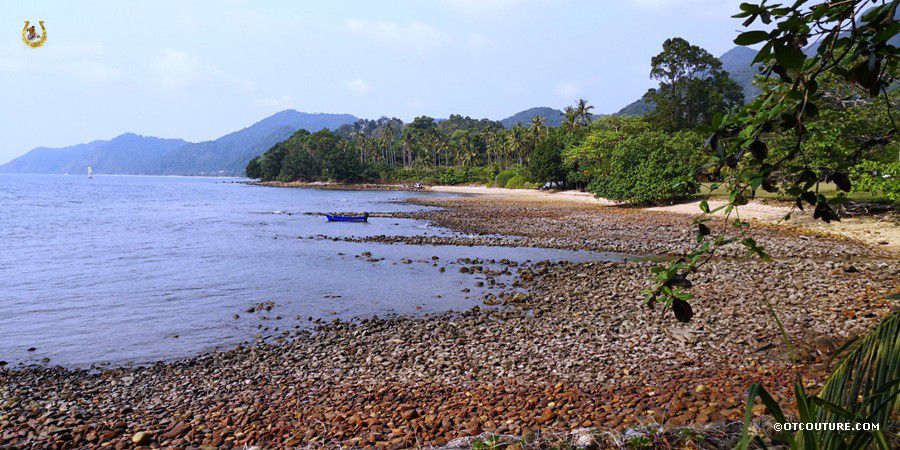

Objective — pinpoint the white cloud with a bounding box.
[50,40,105,57]
[405,98,424,109]
[466,33,490,49]
[345,78,372,94]
[255,94,293,109]
[344,19,451,53]
[66,60,121,81]
[0,39,121,81]
[554,81,581,99]
[0,56,24,73]
[153,50,201,88]
[626,0,703,8]
[554,76,601,101]
[444,0,541,14]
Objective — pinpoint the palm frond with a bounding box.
[818,309,900,427]
[738,309,900,450]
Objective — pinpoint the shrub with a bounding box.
[529,130,566,185]
[495,168,520,187]
[505,174,530,189]
[589,131,705,204]
[438,167,467,185]
[850,160,899,202]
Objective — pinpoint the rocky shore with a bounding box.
[246,181,425,192]
[2,192,897,449]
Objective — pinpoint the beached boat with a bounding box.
[325,213,368,222]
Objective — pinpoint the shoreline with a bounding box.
[251,180,899,254]
[2,186,898,448]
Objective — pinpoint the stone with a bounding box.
[131,431,150,446]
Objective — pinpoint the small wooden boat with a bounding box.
[325,213,368,222]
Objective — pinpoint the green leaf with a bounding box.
[827,172,852,192]
[672,298,693,322]
[774,43,805,70]
[698,223,711,238]
[734,30,770,45]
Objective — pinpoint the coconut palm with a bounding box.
[382,123,394,166]
[575,98,594,126]
[563,107,578,132]
[529,116,546,146]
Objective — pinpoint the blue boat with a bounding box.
[325,213,368,222]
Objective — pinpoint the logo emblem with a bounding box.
[22,21,47,48]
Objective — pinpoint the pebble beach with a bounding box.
[2,189,897,449]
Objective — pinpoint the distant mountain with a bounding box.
[0,133,187,175]
[616,98,655,117]
[719,46,761,100]
[616,46,761,116]
[500,107,565,128]
[0,110,358,176]
[154,111,357,176]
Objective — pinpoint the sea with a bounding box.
[0,174,625,367]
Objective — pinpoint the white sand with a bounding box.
[428,185,898,254]
[428,185,616,205]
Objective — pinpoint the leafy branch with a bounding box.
[645,0,899,320]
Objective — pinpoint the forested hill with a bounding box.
[500,107,565,128]
[155,111,358,176]
[0,110,358,176]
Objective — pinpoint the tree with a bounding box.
[529,128,567,186]
[643,37,744,131]
[529,115,547,146]
[575,99,594,126]
[644,1,898,321]
[563,107,578,132]
[278,145,321,181]
[245,156,262,179]
[589,130,705,204]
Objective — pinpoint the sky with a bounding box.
[1,0,750,164]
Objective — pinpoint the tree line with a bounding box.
[247,36,897,204]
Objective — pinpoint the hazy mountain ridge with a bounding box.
[0,134,188,175]
[0,111,358,176]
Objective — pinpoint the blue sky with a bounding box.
[2,0,748,163]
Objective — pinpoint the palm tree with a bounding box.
[402,131,413,167]
[529,116,546,147]
[382,123,394,166]
[563,107,578,132]
[507,126,527,165]
[575,98,594,126]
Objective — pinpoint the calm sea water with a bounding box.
[0,174,623,367]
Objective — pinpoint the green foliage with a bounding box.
[494,168,521,187]
[244,156,261,178]
[850,160,900,202]
[645,0,899,321]
[762,77,899,176]
[563,116,654,177]
[588,131,706,204]
[471,435,506,450]
[528,128,566,185]
[249,129,363,182]
[278,146,321,181]
[505,174,532,189]
[737,310,900,450]
[643,37,744,131]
